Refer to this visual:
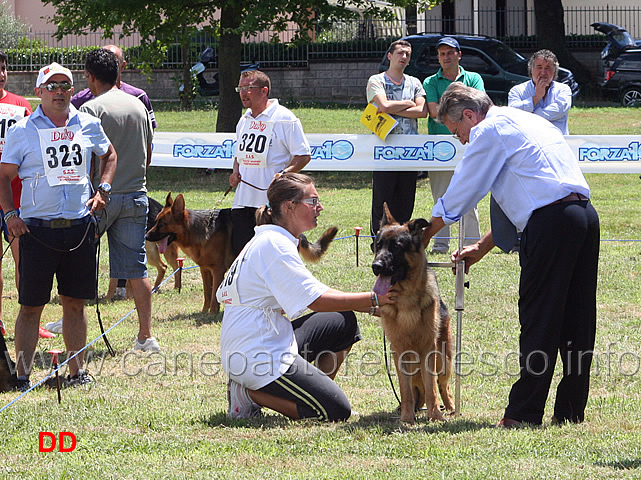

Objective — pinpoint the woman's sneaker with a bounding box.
[227,380,262,419]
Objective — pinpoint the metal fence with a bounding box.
[3,5,641,71]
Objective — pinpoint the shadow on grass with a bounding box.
[596,459,641,470]
[164,310,223,326]
[199,408,490,434]
[346,410,490,434]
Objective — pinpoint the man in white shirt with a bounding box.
[424,82,599,428]
[508,49,572,135]
[228,70,310,256]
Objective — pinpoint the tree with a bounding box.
[0,0,30,49]
[44,0,411,132]
[531,0,592,87]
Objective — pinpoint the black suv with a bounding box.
[592,22,641,106]
[379,34,580,104]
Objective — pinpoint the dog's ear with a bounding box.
[407,218,432,248]
[165,191,173,207]
[381,202,397,228]
[172,193,186,221]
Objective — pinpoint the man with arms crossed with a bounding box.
[0,62,117,390]
[229,70,310,256]
[367,40,426,240]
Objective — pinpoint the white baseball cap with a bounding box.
[36,62,73,87]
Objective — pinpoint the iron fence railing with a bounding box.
[3,5,640,71]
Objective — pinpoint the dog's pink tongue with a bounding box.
[157,236,168,254]
[373,275,392,296]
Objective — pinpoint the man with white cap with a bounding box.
[0,62,117,391]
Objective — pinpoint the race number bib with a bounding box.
[0,104,26,154]
[38,125,88,186]
[236,119,273,167]
[217,255,242,307]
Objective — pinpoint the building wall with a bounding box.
[7,51,600,104]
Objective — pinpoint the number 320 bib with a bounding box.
[38,125,88,186]
[236,119,273,168]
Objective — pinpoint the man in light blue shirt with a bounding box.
[0,62,117,391]
[425,83,599,428]
[508,49,572,135]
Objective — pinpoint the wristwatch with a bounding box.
[97,182,112,195]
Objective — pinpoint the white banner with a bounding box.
[151,132,641,174]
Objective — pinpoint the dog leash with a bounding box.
[383,332,402,407]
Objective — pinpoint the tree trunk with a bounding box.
[216,4,243,133]
[533,0,593,87]
[180,24,194,111]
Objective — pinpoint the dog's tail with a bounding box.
[298,226,338,262]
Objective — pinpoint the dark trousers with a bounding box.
[231,207,258,257]
[370,171,417,236]
[504,200,600,424]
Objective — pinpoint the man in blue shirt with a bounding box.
[508,49,572,135]
[0,62,117,391]
[425,83,599,428]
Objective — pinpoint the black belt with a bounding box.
[23,216,91,229]
[546,192,588,207]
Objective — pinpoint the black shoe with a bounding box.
[66,370,93,387]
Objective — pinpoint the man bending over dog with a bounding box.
[424,83,599,427]
[0,62,117,390]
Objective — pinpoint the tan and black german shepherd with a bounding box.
[372,204,454,423]
[146,192,338,314]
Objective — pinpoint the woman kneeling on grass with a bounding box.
[216,172,395,421]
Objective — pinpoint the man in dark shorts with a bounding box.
[0,62,117,391]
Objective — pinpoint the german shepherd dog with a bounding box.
[105,196,181,300]
[0,331,17,392]
[372,204,454,423]
[146,192,338,314]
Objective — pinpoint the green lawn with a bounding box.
[1,106,641,479]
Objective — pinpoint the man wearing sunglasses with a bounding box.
[0,62,117,391]
[228,69,310,256]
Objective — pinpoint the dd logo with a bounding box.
[38,432,77,452]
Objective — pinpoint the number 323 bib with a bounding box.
[38,125,88,186]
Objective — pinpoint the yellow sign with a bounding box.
[360,103,398,141]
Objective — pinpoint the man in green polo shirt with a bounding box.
[423,37,484,254]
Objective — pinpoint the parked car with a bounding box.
[592,22,641,106]
[378,34,580,104]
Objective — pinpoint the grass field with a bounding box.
[1,105,641,479]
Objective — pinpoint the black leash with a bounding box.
[383,332,401,407]
[92,210,115,356]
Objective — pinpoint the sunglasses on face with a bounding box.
[43,82,72,92]
[235,85,261,93]
[299,197,321,207]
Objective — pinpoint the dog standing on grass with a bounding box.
[146,192,339,314]
[372,204,454,423]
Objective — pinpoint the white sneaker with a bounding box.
[133,337,160,352]
[112,287,127,301]
[45,318,64,334]
[227,380,261,419]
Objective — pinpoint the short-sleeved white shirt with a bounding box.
[233,100,310,209]
[217,224,329,389]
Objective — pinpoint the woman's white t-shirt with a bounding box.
[217,224,329,390]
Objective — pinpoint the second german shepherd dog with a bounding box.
[372,204,455,423]
[146,192,338,314]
